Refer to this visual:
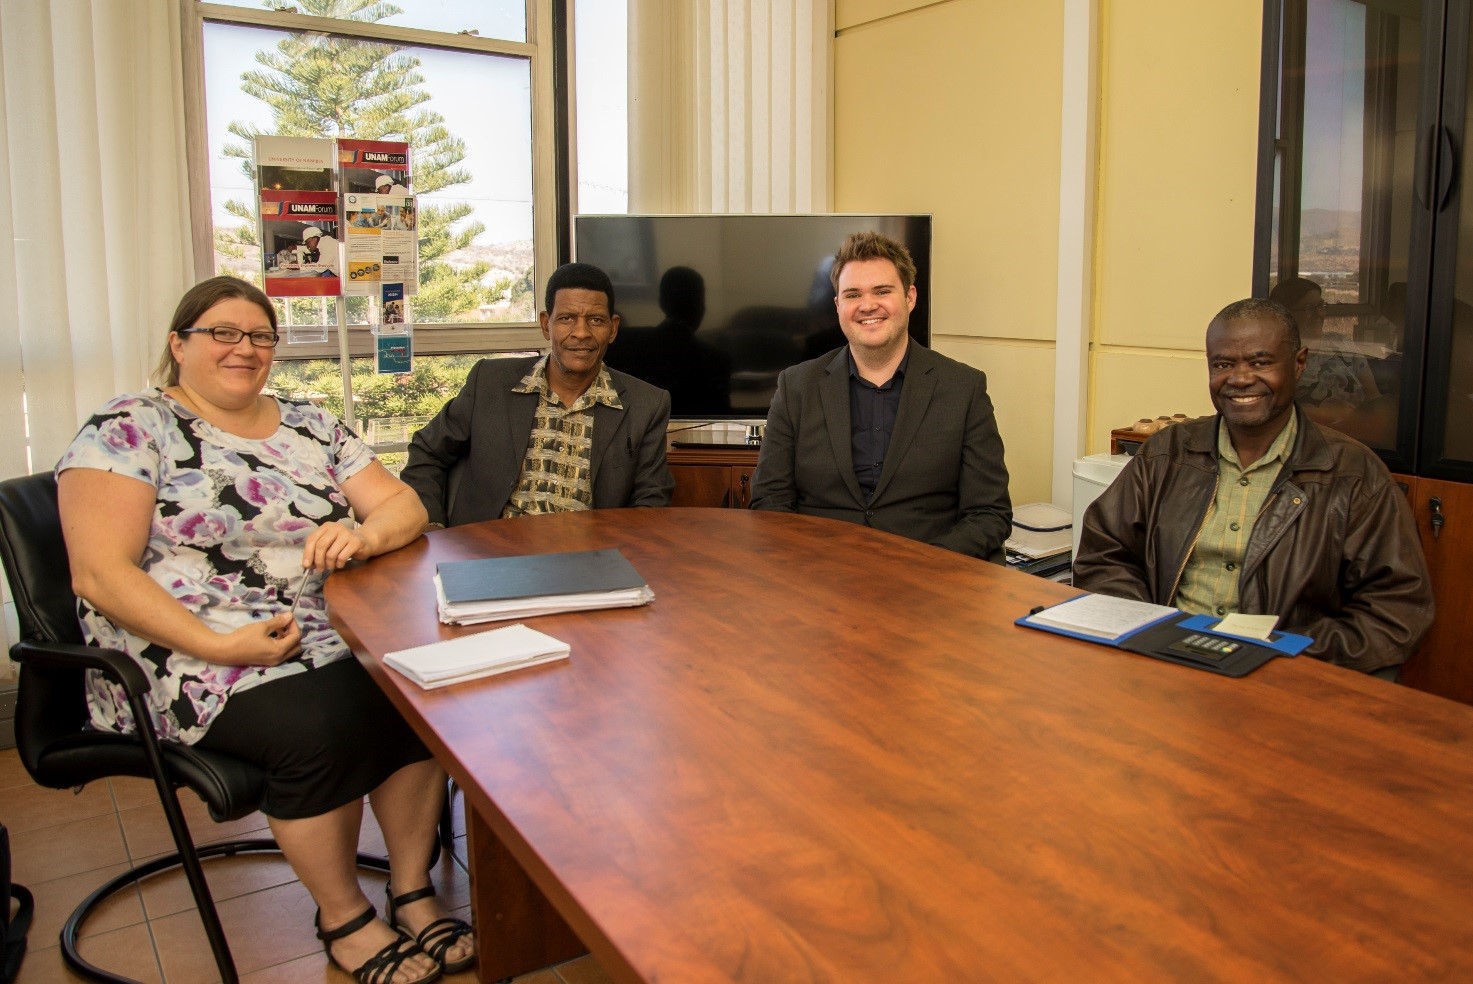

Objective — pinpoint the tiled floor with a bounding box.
[0,746,611,984]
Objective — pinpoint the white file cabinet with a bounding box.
[1070,453,1132,559]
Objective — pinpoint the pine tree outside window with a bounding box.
[184,1,562,464]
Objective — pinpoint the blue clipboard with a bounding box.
[1018,597,1313,677]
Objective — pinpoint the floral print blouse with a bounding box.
[56,389,374,744]
[1300,338,1371,407]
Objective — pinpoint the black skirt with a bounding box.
[195,656,433,819]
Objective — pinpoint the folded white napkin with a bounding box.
[384,623,570,690]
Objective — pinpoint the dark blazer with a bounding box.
[750,343,1012,562]
[401,356,675,527]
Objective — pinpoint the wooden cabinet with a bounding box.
[1396,474,1473,705]
[668,447,759,508]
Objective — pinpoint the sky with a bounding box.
[574,1,629,214]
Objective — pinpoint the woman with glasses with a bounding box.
[1269,277,1382,413]
[54,276,471,984]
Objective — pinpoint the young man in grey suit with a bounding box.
[750,231,1013,562]
[402,262,675,528]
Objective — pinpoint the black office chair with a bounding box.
[0,472,393,983]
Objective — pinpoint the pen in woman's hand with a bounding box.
[286,568,310,623]
[270,569,311,638]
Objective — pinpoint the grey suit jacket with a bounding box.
[750,343,1012,562]
[401,356,675,527]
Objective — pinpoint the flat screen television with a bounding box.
[574,213,932,420]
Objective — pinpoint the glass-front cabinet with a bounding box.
[1257,0,1473,703]
[1257,0,1472,480]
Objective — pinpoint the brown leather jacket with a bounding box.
[1073,410,1433,673]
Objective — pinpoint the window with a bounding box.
[203,0,528,43]
[573,0,628,214]
[186,0,557,447]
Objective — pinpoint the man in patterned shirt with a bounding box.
[402,263,674,527]
[1072,297,1432,676]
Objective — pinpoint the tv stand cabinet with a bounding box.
[668,446,759,508]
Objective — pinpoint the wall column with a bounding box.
[1053,0,1101,508]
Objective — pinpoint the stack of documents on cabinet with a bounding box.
[1005,502,1072,561]
[385,623,569,689]
[433,548,654,626]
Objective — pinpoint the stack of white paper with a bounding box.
[384,623,570,689]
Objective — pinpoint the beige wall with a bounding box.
[832,0,1264,504]
[833,0,1065,506]
[1091,0,1262,448]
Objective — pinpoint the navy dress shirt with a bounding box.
[848,345,910,502]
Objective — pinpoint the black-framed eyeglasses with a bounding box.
[177,326,280,348]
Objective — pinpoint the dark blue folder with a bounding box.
[437,548,647,603]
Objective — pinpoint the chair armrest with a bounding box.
[11,638,151,700]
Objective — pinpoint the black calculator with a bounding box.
[1166,633,1242,663]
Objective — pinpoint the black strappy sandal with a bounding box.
[386,884,477,974]
[316,904,442,984]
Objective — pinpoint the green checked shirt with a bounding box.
[501,355,624,518]
[1173,414,1297,618]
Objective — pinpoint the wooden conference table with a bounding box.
[326,509,1473,983]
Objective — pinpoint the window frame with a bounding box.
[179,0,563,360]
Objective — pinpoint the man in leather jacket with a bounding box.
[1073,297,1432,674]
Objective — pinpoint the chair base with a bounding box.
[438,778,459,854]
[59,837,391,984]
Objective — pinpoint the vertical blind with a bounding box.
[627,0,831,214]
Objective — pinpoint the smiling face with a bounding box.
[835,257,917,360]
[168,297,276,410]
[539,287,619,393]
[1206,314,1307,440]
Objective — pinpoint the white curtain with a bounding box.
[628,0,831,214]
[0,0,193,673]
[0,0,193,480]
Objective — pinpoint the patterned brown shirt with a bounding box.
[502,355,623,518]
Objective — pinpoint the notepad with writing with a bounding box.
[434,548,654,625]
[384,623,570,689]
[1021,593,1180,644]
